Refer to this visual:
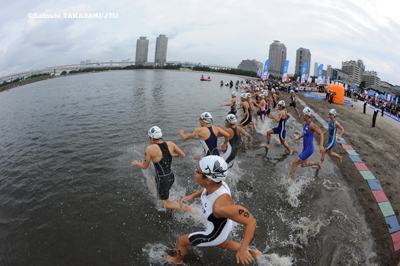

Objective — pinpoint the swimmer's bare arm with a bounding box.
[335,121,344,141]
[238,127,251,145]
[272,111,283,122]
[221,99,234,107]
[216,127,230,151]
[179,188,205,207]
[286,113,291,121]
[311,123,324,153]
[131,146,152,169]
[213,195,256,265]
[178,128,201,141]
[170,142,186,158]
[292,133,304,142]
[239,102,249,122]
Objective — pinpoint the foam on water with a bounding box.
[285,174,313,208]
[257,253,294,266]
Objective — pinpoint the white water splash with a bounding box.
[285,175,312,207]
[257,253,294,266]
[142,243,169,265]
[290,217,330,245]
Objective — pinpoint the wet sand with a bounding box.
[294,92,400,265]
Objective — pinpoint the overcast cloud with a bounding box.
[1,0,399,85]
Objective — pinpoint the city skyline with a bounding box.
[1,0,400,84]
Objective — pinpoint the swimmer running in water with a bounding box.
[287,90,301,118]
[220,114,251,164]
[131,126,195,213]
[238,93,255,133]
[288,107,324,179]
[164,156,261,265]
[179,112,230,160]
[263,100,292,154]
[318,109,344,166]
[221,91,238,116]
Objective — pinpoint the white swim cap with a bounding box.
[290,90,294,94]
[329,109,337,116]
[199,156,228,182]
[246,93,251,99]
[303,107,312,116]
[278,100,285,107]
[259,93,265,98]
[148,126,162,139]
[226,114,237,124]
[272,89,276,93]
[241,93,247,99]
[231,91,237,97]
[200,112,213,124]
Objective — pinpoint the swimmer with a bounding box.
[263,100,292,154]
[164,156,261,265]
[288,107,324,179]
[220,114,251,164]
[238,94,255,133]
[318,109,344,165]
[287,90,301,118]
[179,112,230,160]
[131,126,195,213]
[221,91,238,116]
[252,93,267,122]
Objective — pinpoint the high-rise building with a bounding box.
[342,60,362,84]
[135,37,149,65]
[155,34,168,67]
[237,59,263,73]
[327,65,332,78]
[362,71,380,87]
[268,40,287,76]
[314,62,318,77]
[357,59,365,72]
[295,47,311,75]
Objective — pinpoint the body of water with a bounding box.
[0,70,376,265]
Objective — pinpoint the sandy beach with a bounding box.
[294,92,400,265]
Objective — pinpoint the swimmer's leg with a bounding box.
[263,129,274,148]
[158,199,196,213]
[217,240,261,261]
[288,157,303,179]
[280,139,292,154]
[164,234,193,264]
[320,149,328,164]
[327,149,343,163]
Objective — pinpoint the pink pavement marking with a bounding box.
[354,162,369,171]
[391,231,400,251]
[372,190,389,203]
[342,144,354,150]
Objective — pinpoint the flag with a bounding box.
[282,60,289,82]
[301,61,307,83]
[262,60,269,80]
[296,77,300,82]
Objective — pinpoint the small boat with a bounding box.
[200,78,212,81]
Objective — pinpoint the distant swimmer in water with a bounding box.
[318,109,344,166]
[221,91,238,116]
[220,114,251,164]
[287,90,301,118]
[164,156,261,265]
[263,100,292,154]
[131,126,195,213]
[179,112,230,160]
[288,107,324,179]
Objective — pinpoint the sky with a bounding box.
[1,0,400,85]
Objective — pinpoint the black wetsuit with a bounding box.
[153,142,174,200]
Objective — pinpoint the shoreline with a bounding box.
[295,92,400,265]
[0,69,253,93]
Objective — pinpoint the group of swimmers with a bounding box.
[130,79,345,264]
